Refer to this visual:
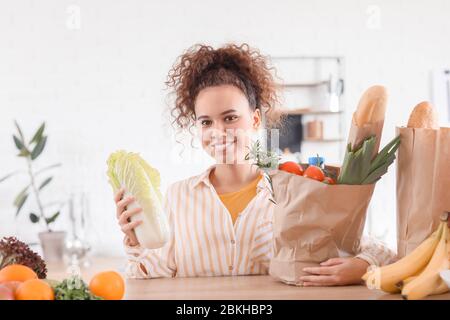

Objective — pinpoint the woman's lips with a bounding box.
[211,139,236,151]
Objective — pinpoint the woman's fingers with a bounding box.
[117,196,135,209]
[300,275,337,285]
[302,266,336,275]
[320,257,344,266]
[118,207,143,225]
[116,196,135,219]
[114,187,125,202]
[121,220,143,233]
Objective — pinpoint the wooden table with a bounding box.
[124,276,450,300]
[46,257,450,300]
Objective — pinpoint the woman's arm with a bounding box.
[354,234,398,267]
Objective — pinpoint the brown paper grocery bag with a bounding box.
[396,127,450,258]
[268,120,382,286]
[268,171,375,286]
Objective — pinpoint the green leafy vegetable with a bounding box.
[52,276,102,300]
[107,151,169,249]
[338,135,401,185]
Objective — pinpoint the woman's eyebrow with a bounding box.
[196,115,210,121]
[220,109,237,115]
[196,109,237,121]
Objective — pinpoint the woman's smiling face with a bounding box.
[194,84,261,164]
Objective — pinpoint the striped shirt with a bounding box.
[124,165,397,279]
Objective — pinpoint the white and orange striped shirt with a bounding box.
[124,165,397,279]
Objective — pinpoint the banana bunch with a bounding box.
[362,214,449,300]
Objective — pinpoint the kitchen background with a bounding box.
[1,0,449,260]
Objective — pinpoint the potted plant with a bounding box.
[0,121,64,262]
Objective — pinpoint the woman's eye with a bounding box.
[200,120,212,126]
[224,115,238,122]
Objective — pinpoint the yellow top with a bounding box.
[218,174,263,224]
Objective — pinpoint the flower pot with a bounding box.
[38,231,67,263]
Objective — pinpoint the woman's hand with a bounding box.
[300,257,370,286]
[114,187,143,247]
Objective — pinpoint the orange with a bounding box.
[2,281,22,297]
[89,271,125,300]
[0,264,38,283]
[15,279,54,300]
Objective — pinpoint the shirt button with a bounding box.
[231,240,236,244]
[229,265,233,271]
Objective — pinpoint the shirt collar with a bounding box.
[191,165,216,188]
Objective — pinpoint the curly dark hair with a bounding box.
[165,43,282,134]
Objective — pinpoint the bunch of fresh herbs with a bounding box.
[245,140,280,204]
[52,275,102,300]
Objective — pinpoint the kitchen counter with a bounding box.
[124,275,450,300]
[47,257,450,300]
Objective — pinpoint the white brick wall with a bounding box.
[1,0,449,256]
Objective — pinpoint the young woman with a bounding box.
[114,43,397,286]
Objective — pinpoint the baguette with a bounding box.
[354,85,388,126]
[407,101,439,129]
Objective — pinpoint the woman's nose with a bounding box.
[211,121,226,132]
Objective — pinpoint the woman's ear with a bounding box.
[252,108,262,129]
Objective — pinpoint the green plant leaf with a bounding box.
[30,136,47,160]
[29,213,40,223]
[14,120,25,142]
[17,149,31,157]
[13,186,29,206]
[13,135,25,151]
[14,192,29,217]
[39,177,53,190]
[45,211,60,225]
[30,122,45,145]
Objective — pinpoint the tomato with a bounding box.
[304,165,325,181]
[323,176,336,185]
[279,161,304,176]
